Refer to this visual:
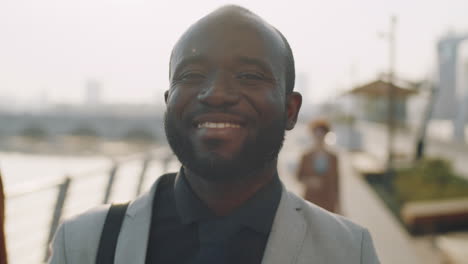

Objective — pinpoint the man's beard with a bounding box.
[164,111,286,183]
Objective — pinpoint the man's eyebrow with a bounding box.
[173,55,209,73]
[235,56,273,73]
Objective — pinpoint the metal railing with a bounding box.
[6,147,178,264]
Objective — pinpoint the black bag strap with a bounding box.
[96,202,129,264]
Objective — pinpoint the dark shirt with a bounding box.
[145,169,282,264]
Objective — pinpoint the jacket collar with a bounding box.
[115,174,307,264]
[114,174,172,264]
[125,173,171,218]
[261,187,307,264]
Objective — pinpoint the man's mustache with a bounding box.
[184,106,252,124]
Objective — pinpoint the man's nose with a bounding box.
[197,74,240,107]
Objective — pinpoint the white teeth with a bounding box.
[198,122,241,128]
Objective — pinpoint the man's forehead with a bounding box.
[170,7,286,70]
[171,32,274,67]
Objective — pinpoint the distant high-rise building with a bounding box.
[38,90,49,110]
[0,93,18,112]
[456,41,468,99]
[454,41,468,141]
[85,79,101,106]
[295,72,315,120]
[434,33,468,119]
[295,72,309,101]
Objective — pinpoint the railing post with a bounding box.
[44,177,71,262]
[102,164,118,204]
[135,156,151,197]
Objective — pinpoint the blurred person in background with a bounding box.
[297,119,340,214]
[49,5,378,264]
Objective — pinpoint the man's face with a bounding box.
[164,16,300,182]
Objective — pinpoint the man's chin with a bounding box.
[196,149,239,163]
[183,154,254,182]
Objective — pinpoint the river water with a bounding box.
[0,152,112,194]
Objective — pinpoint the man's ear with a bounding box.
[164,90,169,104]
[285,92,302,130]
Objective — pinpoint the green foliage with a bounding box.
[394,158,468,203]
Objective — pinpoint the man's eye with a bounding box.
[178,72,206,81]
[237,72,264,80]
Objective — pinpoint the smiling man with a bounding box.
[49,5,380,264]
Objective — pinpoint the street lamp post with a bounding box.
[386,16,397,172]
[415,81,438,161]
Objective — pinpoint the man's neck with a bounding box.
[183,162,278,216]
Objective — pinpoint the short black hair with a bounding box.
[169,5,296,94]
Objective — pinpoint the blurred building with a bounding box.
[343,78,417,124]
[453,41,468,141]
[295,72,318,121]
[434,32,468,120]
[0,95,16,112]
[0,104,164,142]
[85,79,102,106]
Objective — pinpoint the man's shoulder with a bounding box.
[55,172,177,242]
[49,204,111,264]
[284,192,380,262]
[61,204,110,232]
[266,190,379,263]
[58,172,176,231]
[288,191,366,240]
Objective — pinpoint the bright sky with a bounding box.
[1,0,467,106]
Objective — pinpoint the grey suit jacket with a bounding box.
[49,176,380,264]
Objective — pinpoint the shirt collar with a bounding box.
[174,168,282,235]
[174,169,214,223]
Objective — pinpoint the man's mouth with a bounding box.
[192,113,247,130]
[197,122,241,129]
[189,113,250,155]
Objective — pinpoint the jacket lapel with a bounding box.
[114,175,165,264]
[112,175,307,264]
[262,189,307,264]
